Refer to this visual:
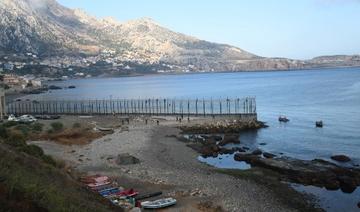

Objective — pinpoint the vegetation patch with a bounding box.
[41,128,104,145]
[0,144,117,212]
[50,122,64,133]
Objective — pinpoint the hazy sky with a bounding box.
[57,0,360,59]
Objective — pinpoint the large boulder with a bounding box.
[218,134,240,146]
[201,135,222,142]
[338,176,357,193]
[252,149,263,155]
[263,152,276,159]
[116,153,140,165]
[331,155,351,162]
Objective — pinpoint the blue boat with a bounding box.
[99,187,121,196]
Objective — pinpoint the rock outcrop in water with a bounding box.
[180,120,267,134]
[331,155,351,163]
[234,153,360,193]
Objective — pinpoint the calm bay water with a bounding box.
[32,68,360,163]
[26,68,360,210]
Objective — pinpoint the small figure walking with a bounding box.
[156,120,160,125]
[145,119,148,125]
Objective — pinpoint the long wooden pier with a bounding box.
[6,97,256,117]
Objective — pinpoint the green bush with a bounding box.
[3,121,19,128]
[0,125,8,139]
[31,123,44,132]
[5,132,26,147]
[50,122,64,132]
[20,145,44,158]
[15,144,57,167]
[15,124,31,136]
[41,155,57,166]
[72,123,81,128]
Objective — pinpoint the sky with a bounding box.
[57,0,360,59]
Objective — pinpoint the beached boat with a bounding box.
[99,187,122,196]
[95,126,114,132]
[141,197,177,209]
[278,116,289,122]
[316,121,323,128]
[81,175,110,184]
[112,189,138,198]
[87,181,111,188]
[135,191,162,201]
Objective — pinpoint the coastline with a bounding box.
[29,116,319,211]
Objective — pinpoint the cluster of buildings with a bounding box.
[1,74,42,89]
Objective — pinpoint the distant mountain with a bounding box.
[0,0,359,74]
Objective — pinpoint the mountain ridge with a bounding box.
[0,0,359,75]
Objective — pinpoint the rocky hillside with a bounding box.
[0,0,359,73]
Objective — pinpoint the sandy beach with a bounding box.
[30,116,309,211]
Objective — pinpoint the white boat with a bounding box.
[96,126,114,132]
[19,115,37,123]
[8,114,19,122]
[141,197,177,209]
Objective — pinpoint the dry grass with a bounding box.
[40,128,106,145]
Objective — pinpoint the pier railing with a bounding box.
[6,97,256,117]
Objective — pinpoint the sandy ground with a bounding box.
[30,116,299,212]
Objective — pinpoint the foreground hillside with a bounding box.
[0,123,119,212]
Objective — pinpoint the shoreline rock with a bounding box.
[234,153,360,193]
[331,155,351,163]
[116,153,140,165]
[180,120,267,134]
[218,134,240,146]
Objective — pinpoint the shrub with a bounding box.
[20,145,44,158]
[0,125,8,139]
[31,123,44,132]
[72,123,81,128]
[5,132,26,147]
[15,124,31,136]
[50,122,64,132]
[41,155,57,166]
[3,121,19,128]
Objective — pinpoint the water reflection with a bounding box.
[292,184,360,212]
[198,154,251,170]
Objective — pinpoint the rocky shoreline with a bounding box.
[179,121,360,210]
[234,154,360,193]
[28,116,321,211]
